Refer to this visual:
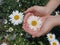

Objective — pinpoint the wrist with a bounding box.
[45,0,60,14]
[52,15,60,26]
[44,6,51,14]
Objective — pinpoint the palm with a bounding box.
[23,13,47,36]
[32,16,55,37]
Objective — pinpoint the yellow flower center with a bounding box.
[53,42,57,45]
[50,35,53,39]
[14,15,20,20]
[31,20,37,26]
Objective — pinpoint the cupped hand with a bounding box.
[32,16,57,38]
[22,13,48,35]
[24,6,49,17]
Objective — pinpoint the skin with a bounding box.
[24,0,60,38]
[23,13,48,35]
[24,0,60,15]
[32,15,60,38]
[24,6,49,17]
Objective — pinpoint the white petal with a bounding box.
[27,15,42,31]
[50,39,60,45]
[9,10,24,25]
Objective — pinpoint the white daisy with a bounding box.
[1,42,8,45]
[14,44,16,45]
[7,27,13,32]
[4,19,7,24]
[16,0,19,2]
[19,4,21,7]
[47,33,55,41]
[20,33,23,36]
[55,11,59,16]
[27,15,42,31]
[50,39,60,45]
[9,10,24,25]
[4,34,9,39]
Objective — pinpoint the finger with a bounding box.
[22,24,33,35]
[42,26,53,36]
[37,30,44,37]
[36,17,48,37]
[23,13,33,23]
[24,7,34,14]
[22,23,37,35]
[32,36,36,38]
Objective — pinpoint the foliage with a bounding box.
[0,0,60,45]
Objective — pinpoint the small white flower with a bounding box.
[4,34,9,39]
[1,42,8,45]
[27,15,42,31]
[16,0,19,2]
[14,44,16,45]
[4,19,7,24]
[55,11,60,16]
[20,33,23,36]
[9,10,24,25]
[50,39,60,45]
[47,33,55,41]
[19,4,21,7]
[8,27,13,32]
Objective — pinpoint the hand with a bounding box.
[24,6,49,17]
[32,16,59,38]
[22,13,47,35]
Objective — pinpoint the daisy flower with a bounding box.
[14,44,16,45]
[16,0,19,2]
[50,39,60,45]
[27,15,42,31]
[4,34,9,39]
[6,27,13,32]
[47,33,55,41]
[4,19,7,24]
[55,11,60,16]
[1,42,8,45]
[9,10,24,25]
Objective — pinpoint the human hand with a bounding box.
[32,15,60,38]
[24,6,49,17]
[22,13,47,35]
